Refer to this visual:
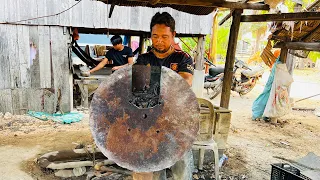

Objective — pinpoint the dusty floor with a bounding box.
[209,68,320,180]
[0,68,319,180]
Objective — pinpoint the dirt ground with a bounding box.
[209,68,320,180]
[0,68,319,180]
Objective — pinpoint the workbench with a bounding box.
[74,67,112,109]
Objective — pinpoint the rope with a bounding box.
[7,0,83,23]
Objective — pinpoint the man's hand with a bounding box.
[80,71,90,77]
[89,58,109,74]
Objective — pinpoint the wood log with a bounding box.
[132,172,154,180]
[47,160,114,170]
[54,167,86,178]
[98,166,132,176]
[38,148,106,169]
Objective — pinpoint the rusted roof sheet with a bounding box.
[99,0,217,15]
[271,1,320,43]
[272,21,320,43]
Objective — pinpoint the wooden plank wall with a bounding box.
[0,0,213,35]
[0,24,72,114]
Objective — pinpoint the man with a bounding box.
[89,35,134,74]
[136,12,194,180]
[136,12,194,86]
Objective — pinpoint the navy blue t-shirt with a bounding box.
[105,46,133,66]
[136,50,194,74]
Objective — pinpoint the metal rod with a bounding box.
[295,93,320,103]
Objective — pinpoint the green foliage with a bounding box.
[181,10,231,59]
[308,51,320,62]
[180,37,196,54]
[285,0,316,12]
[216,26,230,58]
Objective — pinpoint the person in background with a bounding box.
[89,35,134,74]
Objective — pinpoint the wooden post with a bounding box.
[209,11,218,65]
[128,36,132,48]
[220,9,243,109]
[192,35,206,98]
[139,35,145,54]
[195,35,205,70]
[280,48,288,63]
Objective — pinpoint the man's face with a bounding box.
[151,24,175,53]
[113,44,122,51]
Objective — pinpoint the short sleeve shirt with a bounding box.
[105,46,133,66]
[136,50,194,75]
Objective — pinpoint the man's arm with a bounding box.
[179,72,193,86]
[112,48,134,71]
[178,53,194,86]
[111,57,133,71]
[89,58,109,74]
[128,57,133,64]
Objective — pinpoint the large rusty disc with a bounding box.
[90,65,199,172]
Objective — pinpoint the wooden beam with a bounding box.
[109,4,116,18]
[271,35,289,42]
[306,0,320,11]
[126,0,269,10]
[149,0,161,5]
[241,12,320,22]
[220,9,243,109]
[219,10,234,26]
[219,0,249,26]
[274,42,320,52]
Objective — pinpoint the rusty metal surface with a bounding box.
[90,65,199,172]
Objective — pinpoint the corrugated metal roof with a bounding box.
[272,21,320,42]
[100,0,216,15]
[0,0,213,35]
[269,3,320,58]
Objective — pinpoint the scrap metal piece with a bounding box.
[90,65,199,172]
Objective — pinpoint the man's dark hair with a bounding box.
[111,35,122,46]
[150,12,175,33]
